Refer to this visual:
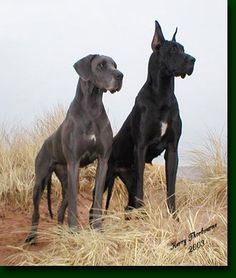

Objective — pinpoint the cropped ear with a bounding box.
[73,54,98,81]
[172,27,178,42]
[151,20,165,51]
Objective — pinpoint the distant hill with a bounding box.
[178,166,201,181]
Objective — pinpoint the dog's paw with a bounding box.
[124,206,147,220]
[24,233,37,245]
[90,220,104,232]
[173,214,180,222]
[68,225,80,234]
[169,211,180,222]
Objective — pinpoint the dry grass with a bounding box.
[0,106,227,266]
[0,105,66,207]
[190,132,227,181]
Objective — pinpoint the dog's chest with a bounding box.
[88,134,96,143]
[160,122,168,136]
[149,121,168,144]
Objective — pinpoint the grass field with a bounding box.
[0,106,227,266]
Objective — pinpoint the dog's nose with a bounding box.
[189,57,196,64]
[114,71,124,80]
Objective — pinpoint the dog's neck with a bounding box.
[70,78,105,118]
[75,78,104,105]
[146,53,175,102]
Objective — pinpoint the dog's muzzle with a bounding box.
[109,71,124,93]
[179,56,195,79]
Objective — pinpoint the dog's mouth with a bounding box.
[108,81,123,94]
[175,72,187,79]
[175,61,195,79]
[178,67,194,79]
[109,87,121,94]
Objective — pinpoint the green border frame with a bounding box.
[0,0,233,276]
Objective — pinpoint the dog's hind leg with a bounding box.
[119,168,148,220]
[54,164,68,224]
[25,152,53,244]
[117,168,135,211]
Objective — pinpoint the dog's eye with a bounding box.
[98,62,106,70]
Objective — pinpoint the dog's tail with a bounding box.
[46,175,53,219]
[103,167,116,210]
[105,181,113,210]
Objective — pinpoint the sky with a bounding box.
[0,0,227,165]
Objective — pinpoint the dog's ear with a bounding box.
[151,20,165,51]
[73,54,97,81]
[172,27,178,42]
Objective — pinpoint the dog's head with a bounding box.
[151,20,195,78]
[74,54,123,93]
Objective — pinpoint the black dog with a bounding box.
[104,21,195,215]
[25,54,123,244]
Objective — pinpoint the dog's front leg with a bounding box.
[164,146,178,215]
[67,161,80,229]
[89,157,108,229]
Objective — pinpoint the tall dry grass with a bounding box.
[0,105,66,207]
[0,106,227,266]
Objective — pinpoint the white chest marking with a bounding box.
[89,134,96,142]
[161,122,168,136]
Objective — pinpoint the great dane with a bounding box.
[104,20,195,216]
[25,54,123,244]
